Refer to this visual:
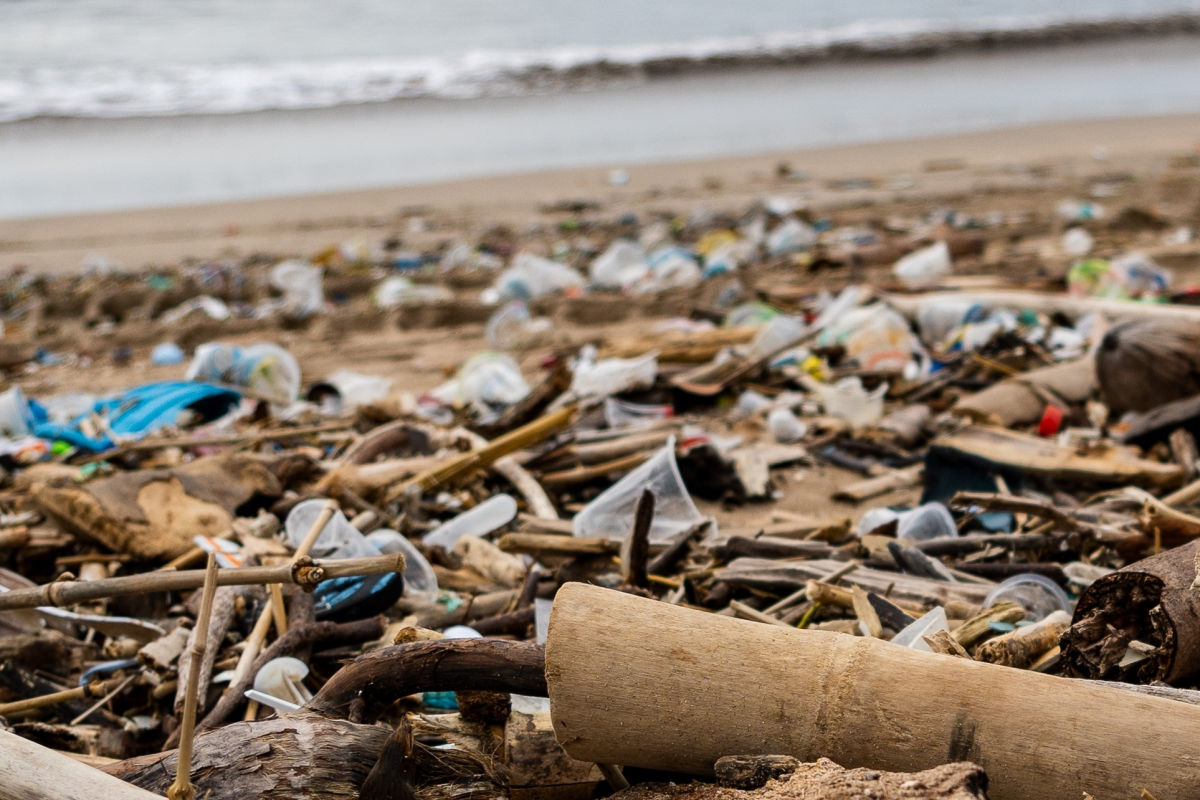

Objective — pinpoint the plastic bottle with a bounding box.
[186,342,301,405]
[422,494,519,550]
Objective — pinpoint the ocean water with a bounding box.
[2,1,1200,218]
[3,0,1200,121]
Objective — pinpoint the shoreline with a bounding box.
[2,112,1199,274]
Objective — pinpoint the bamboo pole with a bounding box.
[545,583,1200,800]
[169,554,219,800]
[0,553,405,611]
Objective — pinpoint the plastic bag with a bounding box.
[843,307,916,373]
[186,342,301,405]
[494,253,585,301]
[893,241,951,287]
[810,377,888,428]
[571,348,657,398]
[457,353,530,408]
[573,436,709,543]
[270,260,324,318]
[590,240,649,290]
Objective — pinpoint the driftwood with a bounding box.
[973,610,1069,668]
[29,453,283,560]
[887,289,1200,326]
[545,583,1200,800]
[0,727,161,800]
[929,425,1183,487]
[833,465,923,503]
[1060,538,1200,684]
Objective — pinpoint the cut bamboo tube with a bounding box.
[545,583,1200,800]
[0,553,405,611]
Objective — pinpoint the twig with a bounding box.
[0,553,406,611]
[70,673,137,726]
[169,553,219,800]
[620,489,654,588]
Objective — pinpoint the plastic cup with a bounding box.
[896,503,957,541]
[983,573,1072,622]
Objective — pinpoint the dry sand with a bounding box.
[2,113,1198,274]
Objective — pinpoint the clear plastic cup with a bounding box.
[983,573,1072,622]
[366,529,439,602]
[896,503,957,541]
[422,494,518,550]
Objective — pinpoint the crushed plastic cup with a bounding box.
[366,529,439,602]
[984,573,1072,622]
[573,435,709,544]
[590,240,648,290]
[310,369,392,413]
[534,598,554,645]
[285,499,378,559]
[767,406,806,443]
[916,299,976,349]
[422,494,519,551]
[891,606,949,651]
[639,245,701,292]
[186,342,301,405]
[604,397,673,429]
[270,260,324,318]
[896,502,957,541]
[893,241,951,287]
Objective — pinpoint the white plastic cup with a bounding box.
[896,502,957,541]
[984,573,1072,622]
[284,499,378,559]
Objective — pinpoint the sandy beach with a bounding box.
[3,112,1199,274]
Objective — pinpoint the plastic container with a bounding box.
[893,241,951,287]
[767,406,806,443]
[983,573,1073,622]
[573,436,709,544]
[896,502,957,541]
[365,529,439,602]
[186,342,301,405]
[891,606,949,651]
[422,494,519,550]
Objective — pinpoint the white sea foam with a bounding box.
[2,10,1198,122]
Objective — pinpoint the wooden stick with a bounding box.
[0,553,406,610]
[0,728,162,800]
[169,553,219,800]
[383,404,578,502]
[0,675,125,717]
[268,584,289,636]
[975,610,1071,668]
[620,490,654,589]
[545,583,1200,800]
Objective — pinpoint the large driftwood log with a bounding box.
[1060,538,1200,684]
[544,583,1200,800]
[106,715,390,799]
[1095,316,1200,415]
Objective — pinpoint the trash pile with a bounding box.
[5,177,1200,800]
